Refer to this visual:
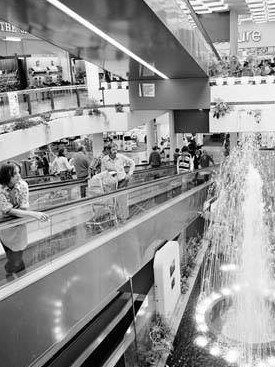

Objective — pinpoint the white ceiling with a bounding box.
[179,0,275,23]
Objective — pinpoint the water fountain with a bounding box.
[195,134,275,366]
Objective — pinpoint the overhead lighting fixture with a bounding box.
[47,0,169,80]
[2,36,21,42]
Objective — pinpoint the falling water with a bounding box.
[196,134,275,366]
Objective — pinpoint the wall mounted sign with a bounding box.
[138,83,155,97]
[0,22,27,34]
[154,241,181,317]
[238,30,261,43]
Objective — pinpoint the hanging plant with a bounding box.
[86,98,103,116]
[247,109,262,124]
[115,102,124,113]
[212,99,233,119]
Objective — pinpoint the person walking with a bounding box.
[0,162,49,279]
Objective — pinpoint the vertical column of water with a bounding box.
[197,135,275,366]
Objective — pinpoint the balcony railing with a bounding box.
[0,83,129,124]
[0,166,215,288]
[210,75,275,86]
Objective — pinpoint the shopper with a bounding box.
[71,145,90,179]
[52,148,73,181]
[200,150,214,168]
[0,162,49,278]
[42,152,50,175]
[173,148,181,165]
[149,145,162,168]
[177,146,194,174]
[101,143,135,189]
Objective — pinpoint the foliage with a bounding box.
[247,109,262,124]
[12,116,49,131]
[212,99,233,119]
[180,236,201,294]
[138,314,174,366]
[115,102,124,112]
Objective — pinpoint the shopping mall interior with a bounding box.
[1,1,275,366]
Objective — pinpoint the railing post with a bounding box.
[49,90,55,111]
[75,88,81,107]
[26,94,32,115]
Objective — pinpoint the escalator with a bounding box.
[0,168,215,367]
[28,164,177,211]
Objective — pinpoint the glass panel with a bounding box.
[143,0,219,73]
[0,94,11,123]
[0,168,216,286]
[51,87,78,111]
[27,89,52,115]
[17,93,30,118]
[77,87,89,107]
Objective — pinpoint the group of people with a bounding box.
[0,138,214,280]
[0,142,135,280]
[175,144,214,174]
[209,55,275,78]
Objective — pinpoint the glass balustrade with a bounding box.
[0,84,130,124]
[28,165,177,211]
[0,167,216,287]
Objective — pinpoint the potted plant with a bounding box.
[138,314,173,366]
[87,98,102,116]
[115,102,124,113]
[212,99,233,119]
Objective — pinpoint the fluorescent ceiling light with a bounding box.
[2,36,21,42]
[47,0,169,80]
[196,9,211,12]
[209,5,228,9]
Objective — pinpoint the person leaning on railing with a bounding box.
[0,162,49,279]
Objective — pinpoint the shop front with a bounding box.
[215,21,275,62]
[0,21,72,92]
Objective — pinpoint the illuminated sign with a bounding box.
[0,22,27,34]
[238,31,261,43]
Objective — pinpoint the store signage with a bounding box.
[0,22,27,34]
[238,30,261,43]
[139,83,155,97]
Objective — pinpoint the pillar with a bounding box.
[59,50,72,83]
[84,61,102,102]
[168,111,176,162]
[146,119,156,161]
[230,10,238,56]
[92,133,104,157]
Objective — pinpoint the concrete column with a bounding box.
[59,51,72,83]
[168,111,176,162]
[230,10,238,56]
[146,119,156,161]
[92,133,104,157]
[84,61,101,102]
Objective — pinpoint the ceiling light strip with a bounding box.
[47,0,169,80]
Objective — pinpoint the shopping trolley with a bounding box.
[85,172,118,233]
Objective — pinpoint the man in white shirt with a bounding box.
[101,143,135,188]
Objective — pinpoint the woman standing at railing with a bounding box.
[0,162,49,279]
